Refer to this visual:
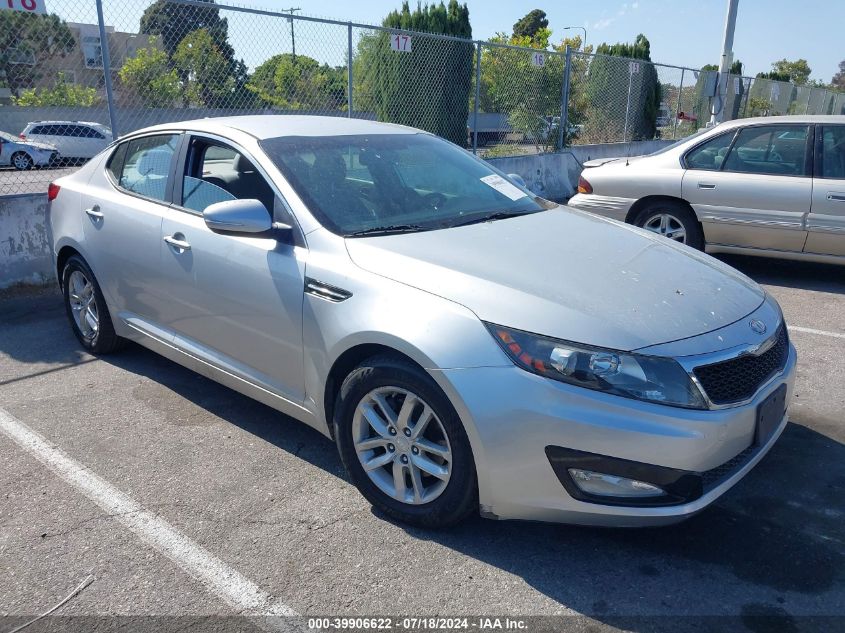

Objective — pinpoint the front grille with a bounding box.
[693,326,788,405]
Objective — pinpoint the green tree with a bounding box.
[140,0,232,60]
[11,72,99,107]
[118,40,181,107]
[580,34,662,142]
[692,60,744,123]
[771,58,812,86]
[173,28,234,107]
[512,9,548,40]
[247,54,346,110]
[354,0,473,146]
[0,11,75,97]
[832,60,845,90]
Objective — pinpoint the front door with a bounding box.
[156,135,307,403]
[682,124,811,252]
[806,124,845,256]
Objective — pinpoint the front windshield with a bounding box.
[260,133,551,236]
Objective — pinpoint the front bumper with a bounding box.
[435,341,796,527]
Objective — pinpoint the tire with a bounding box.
[11,152,33,171]
[61,255,123,354]
[334,355,477,528]
[633,200,704,250]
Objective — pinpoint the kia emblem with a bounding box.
[749,319,767,335]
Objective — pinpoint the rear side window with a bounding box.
[116,134,180,202]
[722,125,809,176]
[819,126,845,180]
[106,142,128,183]
[684,132,735,171]
[30,125,46,135]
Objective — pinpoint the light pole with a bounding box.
[563,26,587,50]
[712,0,739,124]
[286,7,301,63]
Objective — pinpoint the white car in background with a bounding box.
[0,130,58,170]
[21,121,113,163]
[568,115,845,264]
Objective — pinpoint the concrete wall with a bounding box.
[487,139,673,201]
[0,194,54,289]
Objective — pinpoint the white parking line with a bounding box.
[790,326,845,340]
[0,407,297,618]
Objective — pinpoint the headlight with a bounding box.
[486,323,706,409]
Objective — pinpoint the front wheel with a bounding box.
[334,356,477,528]
[634,201,704,250]
[11,152,33,171]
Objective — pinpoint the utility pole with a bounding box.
[712,0,739,124]
[286,7,301,63]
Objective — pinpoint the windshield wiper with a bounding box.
[450,210,533,228]
[345,224,428,237]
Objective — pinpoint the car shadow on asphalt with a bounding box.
[715,254,845,295]
[103,341,844,629]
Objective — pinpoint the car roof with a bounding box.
[26,121,110,128]
[134,115,420,139]
[715,114,845,129]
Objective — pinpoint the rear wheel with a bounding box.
[62,255,123,354]
[634,200,704,250]
[334,355,477,528]
[11,152,33,171]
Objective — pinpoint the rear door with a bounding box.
[806,124,845,256]
[80,133,181,327]
[682,124,811,252]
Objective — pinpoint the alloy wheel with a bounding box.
[642,212,687,243]
[68,270,99,342]
[12,153,32,170]
[352,386,452,505]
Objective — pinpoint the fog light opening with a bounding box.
[568,468,666,498]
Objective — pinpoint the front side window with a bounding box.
[820,126,845,180]
[722,125,809,176]
[684,131,735,171]
[180,138,275,214]
[260,133,549,236]
[117,134,179,202]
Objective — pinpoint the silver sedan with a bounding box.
[0,130,58,170]
[569,115,845,264]
[48,116,796,527]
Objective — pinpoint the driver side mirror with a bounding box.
[203,199,292,241]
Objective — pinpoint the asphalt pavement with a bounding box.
[0,254,843,632]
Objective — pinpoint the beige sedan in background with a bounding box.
[568,115,845,264]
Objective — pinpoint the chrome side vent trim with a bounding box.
[304,277,352,302]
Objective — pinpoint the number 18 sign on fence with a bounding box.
[2,0,46,13]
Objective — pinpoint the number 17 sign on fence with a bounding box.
[2,0,46,13]
[390,33,412,52]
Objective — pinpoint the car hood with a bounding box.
[24,141,56,151]
[345,208,765,351]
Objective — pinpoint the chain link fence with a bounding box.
[2,0,845,195]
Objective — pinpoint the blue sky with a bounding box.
[55,0,842,81]
[237,0,842,81]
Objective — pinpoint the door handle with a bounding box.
[85,205,103,219]
[827,193,845,202]
[163,235,191,251]
[698,183,717,190]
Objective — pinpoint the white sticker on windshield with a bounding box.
[480,174,527,201]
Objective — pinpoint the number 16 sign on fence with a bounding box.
[2,0,46,14]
